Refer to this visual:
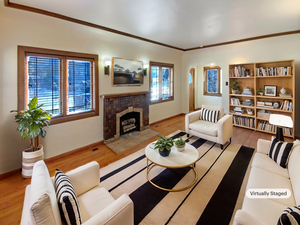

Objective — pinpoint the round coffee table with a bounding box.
[145,143,199,192]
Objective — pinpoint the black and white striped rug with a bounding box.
[100,131,254,225]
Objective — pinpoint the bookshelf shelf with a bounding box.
[230,94,255,98]
[256,96,293,100]
[231,113,256,118]
[230,105,255,109]
[255,107,293,113]
[233,124,255,130]
[255,75,293,79]
[256,129,293,138]
[256,117,269,121]
[229,60,295,138]
[230,77,254,79]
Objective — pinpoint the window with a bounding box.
[18,46,99,125]
[203,66,222,97]
[149,61,174,104]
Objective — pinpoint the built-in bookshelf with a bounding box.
[229,60,295,138]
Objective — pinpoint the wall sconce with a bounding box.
[210,63,215,68]
[143,61,149,76]
[102,56,112,75]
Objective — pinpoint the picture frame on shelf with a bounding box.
[264,85,277,97]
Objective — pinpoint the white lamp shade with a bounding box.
[269,114,293,128]
[101,56,111,66]
[143,61,149,68]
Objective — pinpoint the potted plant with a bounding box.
[10,97,51,178]
[257,88,264,96]
[174,137,186,152]
[231,81,242,94]
[154,136,174,157]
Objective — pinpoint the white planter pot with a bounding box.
[22,146,44,178]
[175,144,185,152]
[232,89,238,94]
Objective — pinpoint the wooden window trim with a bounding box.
[203,66,222,97]
[18,46,99,125]
[149,61,174,104]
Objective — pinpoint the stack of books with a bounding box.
[243,99,253,106]
[257,101,274,108]
[242,87,253,95]
[231,97,240,105]
[234,107,244,114]
[280,100,293,111]
[279,93,292,97]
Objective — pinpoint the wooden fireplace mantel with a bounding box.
[100,91,150,99]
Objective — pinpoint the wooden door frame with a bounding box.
[189,68,195,112]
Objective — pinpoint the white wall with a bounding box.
[182,33,300,136]
[0,5,183,174]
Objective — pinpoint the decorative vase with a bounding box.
[232,89,238,94]
[280,87,286,94]
[175,143,185,152]
[159,148,171,157]
[258,92,263,96]
[22,145,44,178]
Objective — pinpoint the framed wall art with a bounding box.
[112,57,144,86]
[264,85,277,97]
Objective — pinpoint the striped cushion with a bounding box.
[278,206,300,225]
[54,169,81,225]
[200,108,220,123]
[268,138,293,168]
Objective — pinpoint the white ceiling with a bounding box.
[12,0,300,49]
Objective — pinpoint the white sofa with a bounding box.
[233,139,300,225]
[185,105,233,149]
[21,160,134,225]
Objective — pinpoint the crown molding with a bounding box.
[5,0,184,51]
[184,30,300,51]
[5,0,300,52]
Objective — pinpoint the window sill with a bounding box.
[49,110,99,125]
[204,93,222,97]
[150,97,174,105]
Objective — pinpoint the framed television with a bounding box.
[112,57,144,86]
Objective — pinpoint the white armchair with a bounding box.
[21,160,134,225]
[185,105,233,149]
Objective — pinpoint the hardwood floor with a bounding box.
[0,114,293,224]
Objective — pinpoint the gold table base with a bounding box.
[146,158,198,192]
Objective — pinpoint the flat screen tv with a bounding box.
[113,72,144,86]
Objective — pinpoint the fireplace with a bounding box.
[120,112,140,135]
[101,92,150,144]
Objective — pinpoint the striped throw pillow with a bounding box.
[54,169,81,225]
[268,138,293,168]
[278,205,300,225]
[200,108,220,123]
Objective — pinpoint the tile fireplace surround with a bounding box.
[101,92,150,144]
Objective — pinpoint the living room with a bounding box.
[1,0,300,224]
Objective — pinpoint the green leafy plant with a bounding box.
[231,81,242,91]
[174,137,185,147]
[154,136,174,151]
[256,88,264,93]
[10,97,52,151]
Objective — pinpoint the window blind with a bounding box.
[27,56,60,115]
[68,60,92,114]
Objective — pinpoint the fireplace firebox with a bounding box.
[120,112,140,135]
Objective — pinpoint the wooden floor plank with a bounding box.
[0,114,292,224]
